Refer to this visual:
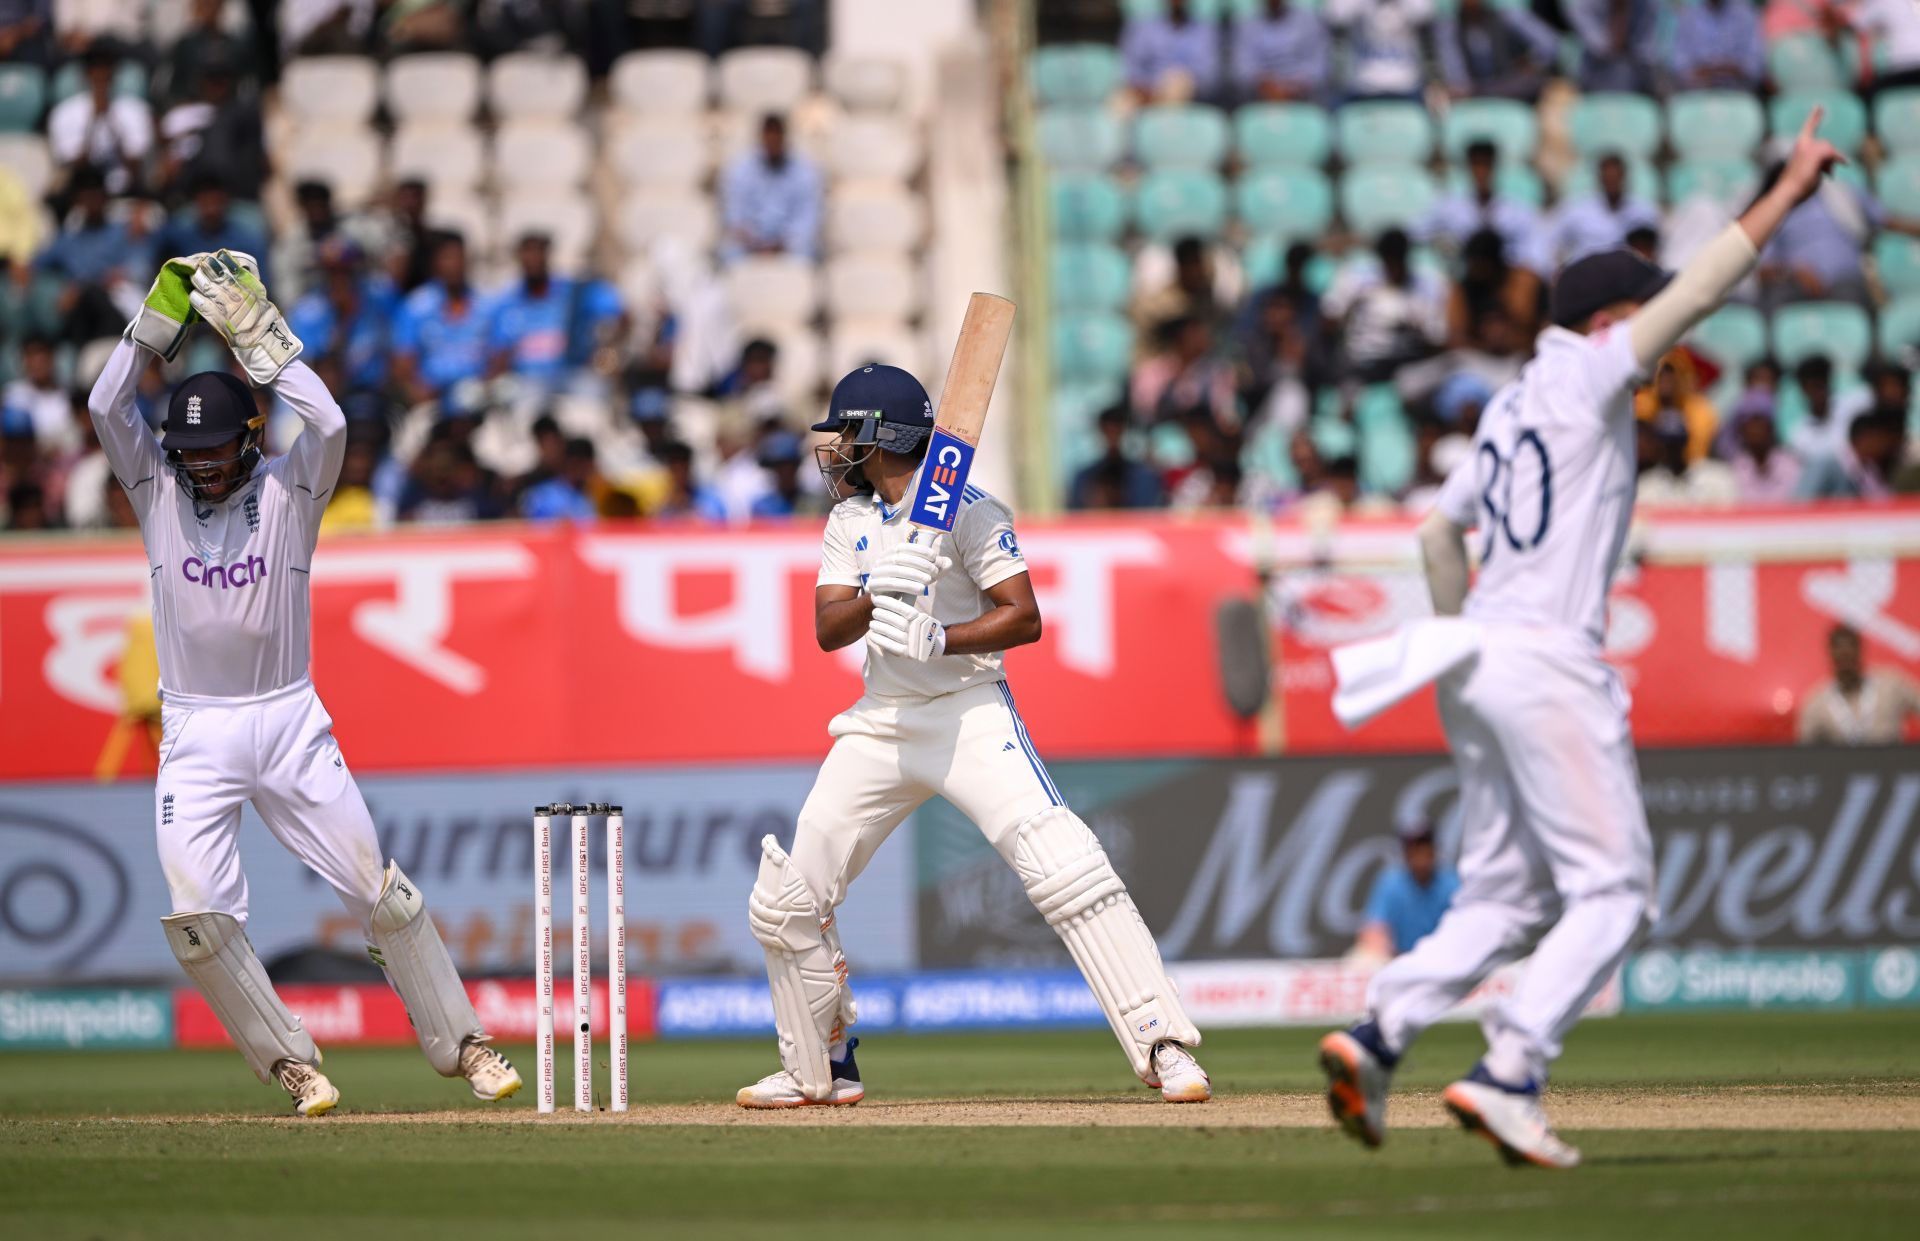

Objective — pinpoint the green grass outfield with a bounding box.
[2,1011,1916,1239]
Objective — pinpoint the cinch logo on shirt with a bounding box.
[182,554,268,589]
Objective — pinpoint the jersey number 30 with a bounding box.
[1477,429,1552,562]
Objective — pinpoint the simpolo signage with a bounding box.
[0,988,173,1049]
[916,747,1920,965]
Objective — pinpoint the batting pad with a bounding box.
[368,862,484,1076]
[1014,809,1201,1080]
[162,910,319,1083]
[748,836,854,1102]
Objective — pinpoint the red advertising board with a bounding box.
[3,505,1916,781]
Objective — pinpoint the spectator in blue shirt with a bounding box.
[391,231,491,405]
[1420,140,1550,273]
[719,114,823,264]
[749,430,825,518]
[1120,0,1222,102]
[1544,154,1662,268]
[1070,406,1167,509]
[1230,0,1328,102]
[153,173,271,282]
[652,439,728,522]
[1563,0,1657,93]
[521,435,601,522]
[1436,0,1559,101]
[486,232,626,390]
[1355,819,1460,958]
[1758,165,1920,308]
[1668,0,1765,91]
[35,167,150,342]
[287,237,397,394]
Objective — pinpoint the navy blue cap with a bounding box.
[813,364,933,435]
[1549,249,1671,329]
[162,371,261,450]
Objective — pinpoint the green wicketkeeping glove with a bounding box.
[190,250,302,386]
[125,256,203,361]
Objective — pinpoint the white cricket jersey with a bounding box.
[818,484,1029,699]
[1434,324,1647,647]
[89,340,347,699]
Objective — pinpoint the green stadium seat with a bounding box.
[1052,381,1124,473]
[1050,172,1128,242]
[1052,312,1135,384]
[0,64,45,132]
[1770,91,1868,155]
[1686,304,1768,374]
[1567,93,1662,160]
[24,271,65,337]
[1878,297,1920,359]
[1559,154,1660,203]
[1122,0,1232,18]
[1340,165,1437,235]
[1133,104,1229,169]
[1309,414,1358,461]
[50,59,148,104]
[1234,103,1330,168]
[1031,44,1123,107]
[1051,243,1132,312]
[1134,168,1228,240]
[1336,101,1434,165]
[1767,34,1846,91]
[1877,157,1920,215]
[1666,91,1765,161]
[1665,159,1758,206]
[1234,168,1333,242]
[1771,301,1873,370]
[1440,98,1537,164]
[1874,235,1920,296]
[1444,164,1544,207]
[1875,88,1920,158]
[1354,385,1415,495]
[1037,107,1125,171]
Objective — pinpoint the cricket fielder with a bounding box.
[1317,114,1846,1167]
[736,365,1209,1107]
[90,251,520,1115]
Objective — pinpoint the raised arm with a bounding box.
[86,338,165,510]
[271,361,348,500]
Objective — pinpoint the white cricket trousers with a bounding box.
[789,678,1062,913]
[155,676,387,932]
[1366,626,1656,1085]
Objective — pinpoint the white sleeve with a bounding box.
[1433,451,1481,531]
[817,511,862,589]
[1566,323,1645,417]
[957,497,1028,591]
[86,339,165,521]
[264,361,347,543]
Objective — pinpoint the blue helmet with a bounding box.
[812,364,934,496]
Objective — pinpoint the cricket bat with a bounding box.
[904,292,1016,541]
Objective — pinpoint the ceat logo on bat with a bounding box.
[908,429,974,532]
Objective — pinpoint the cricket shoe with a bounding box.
[736,1039,865,1109]
[1442,1064,1582,1169]
[459,1038,523,1102]
[1147,1040,1212,1103]
[274,1058,339,1117]
[1319,1023,1395,1148]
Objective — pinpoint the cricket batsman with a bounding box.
[736,364,1210,1107]
[1317,113,1847,1167]
[89,251,521,1115]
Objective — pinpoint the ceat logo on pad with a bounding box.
[908,430,974,533]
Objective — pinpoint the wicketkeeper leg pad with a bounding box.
[162,910,318,1083]
[1013,809,1201,1081]
[368,862,485,1077]
[748,836,855,1102]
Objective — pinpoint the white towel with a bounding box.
[1331,617,1486,730]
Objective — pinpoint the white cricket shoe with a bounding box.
[1148,1040,1212,1103]
[736,1038,865,1109]
[1319,1027,1393,1148]
[459,1038,523,1102]
[274,1058,339,1117]
[1442,1068,1582,1170]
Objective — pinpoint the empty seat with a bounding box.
[1031,44,1123,107]
[1877,157,1920,214]
[1234,102,1330,168]
[825,56,906,112]
[1036,107,1125,171]
[764,325,826,402]
[1665,158,1757,206]
[1568,92,1662,160]
[609,50,709,114]
[717,47,813,115]
[1336,101,1433,165]
[498,195,597,271]
[1133,169,1228,241]
[1133,104,1229,169]
[826,184,925,253]
[1050,171,1128,241]
[385,53,482,123]
[1770,91,1868,155]
[825,252,920,320]
[487,53,588,120]
[1771,301,1873,370]
[493,121,591,190]
[280,126,383,208]
[0,135,52,198]
[724,256,820,327]
[1340,165,1437,236]
[1878,297,1920,360]
[1354,385,1414,495]
[1875,235,1920,296]
[604,116,709,189]
[1875,88,1920,158]
[825,115,922,182]
[0,64,45,132]
[1440,98,1537,164]
[281,57,379,127]
[1768,33,1845,91]
[1235,168,1333,242]
[424,191,498,257]
[1667,91,1765,161]
[1052,312,1133,384]
[616,192,719,253]
[1686,304,1768,374]
[829,318,925,377]
[389,122,484,192]
[1051,243,1131,312]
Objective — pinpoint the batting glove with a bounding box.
[190,250,301,386]
[868,594,947,661]
[865,541,952,599]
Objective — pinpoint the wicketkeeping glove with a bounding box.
[190,250,302,386]
[868,593,947,662]
[126,255,206,361]
[864,541,952,599]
